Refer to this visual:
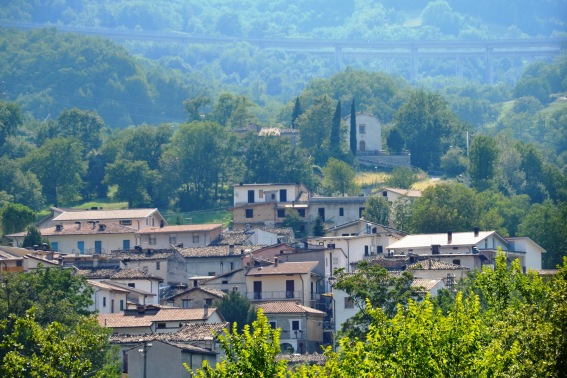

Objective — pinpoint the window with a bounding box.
[453,259,461,265]
[51,242,59,252]
[193,235,200,243]
[208,272,216,276]
[205,298,213,306]
[382,191,387,197]
[111,299,115,313]
[269,321,277,329]
[291,320,300,331]
[149,236,156,245]
[345,297,355,309]
[359,207,365,217]
[286,280,295,298]
[222,280,229,284]
[318,208,325,221]
[182,299,191,308]
[127,283,135,288]
[230,262,234,270]
[339,207,344,216]
[297,209,305,217]
[248,190,255,203]
[103,297,106,307]
[359,124,366,134]
[120,219,132,226]
[245,209,254,218]
[377,246,383,253]
[120,300,124,311]
[279,189,287,202]
[364,245,369,255]
[157,323,166,329]
[156,261,161,270]
[169,235,176,245]
[277,209,285,218]
[16,260,23,267]
[271,193,276,200]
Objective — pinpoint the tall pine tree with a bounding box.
[350,99,357,155]
[331,100,342,158]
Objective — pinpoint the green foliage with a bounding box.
[211,93,257,129]
[184,94,212,122]
[191,309,287,378]
[0,311,120,378]
[362,196,391,225]
[22,137,86,207]
[104,159,155,208]
[385,128,404,154]
[312,216,325,237]
[384,167,419,189]
[330,100,342,158]
[22,225,50,250]
[0,157,44,211]
[332,261,415,339]
[0,101,23,148]
[283,209,306,239]
[0,267,93,326]
[440,146,467,177]
[215,291,257,332]
[321,158,357,196]
[291,97,302,129]
[297,95,335,166]
[1,203,35,235]
[468,134,499,191]
[394,89,461,171]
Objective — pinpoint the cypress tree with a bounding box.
[291,97,302,129]
[331,100,341,157]
[350,99,357,155]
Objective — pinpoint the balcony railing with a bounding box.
[247,290,301,301]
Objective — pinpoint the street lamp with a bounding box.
[138,340,153,378]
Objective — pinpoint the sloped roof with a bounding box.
[7,223,138,237]
[137,224,222,234]
[167,286,226,301]
[388,231,500,249]
[411,279,444,292]
[98,307,219,328]
[379,187,422,198]
[277,353,326,366]
[407,259,469,270]
[256,302,325,315]
[75,268,120,279]
[247,261,318,276]
[53,208,161,222]
[87,280,131,293]
[110,268,163,281]
[210,230,252,246]
[109,250,174,261]
[177,245,264,258]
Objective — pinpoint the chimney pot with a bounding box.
[447,231,452,244]
[473,226,479,237]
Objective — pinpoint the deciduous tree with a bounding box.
[321,158,357,196]
[1,203,35,235]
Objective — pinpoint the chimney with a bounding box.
[473,227,479,237]
[229,245,235,255]
[447,231,452,244]
[204,304,209,319]
[274,256,279,267]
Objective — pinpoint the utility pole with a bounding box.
[138,340,152,378]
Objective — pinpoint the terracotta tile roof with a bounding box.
[0,250,22,260]
[277,353,326,366]
[411,279,443,292]
[167,286,226,301]
[98,307,219,328]
[137,224,223,234]
[209,230,252,246]
[247,261,318,276]
[256,302,325,315]
[407,259,469,270]
[177,245,264,258]
[109,250,174,261]
[75,268,119,279]
[53,208,160,222]
[109,323,230,344]
[7,223,138,237]
[110,269,163,281]
[161,340,216,353]
[100,280,156,296]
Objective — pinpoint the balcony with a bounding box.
[247,290,301,301]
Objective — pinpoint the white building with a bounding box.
[344,112,382,153]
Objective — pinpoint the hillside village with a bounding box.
[0,180,548,375]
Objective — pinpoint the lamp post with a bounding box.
[138,340,152,378]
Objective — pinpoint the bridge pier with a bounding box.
[410,46,419,81]
[485,47,494,85]
[334,47,343,70]
[455,57,464,78]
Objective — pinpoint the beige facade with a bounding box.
[344,112,382,153]
[167,287,225,308]
[138,224,223,249]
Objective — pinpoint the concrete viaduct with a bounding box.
[3,22,566,84]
